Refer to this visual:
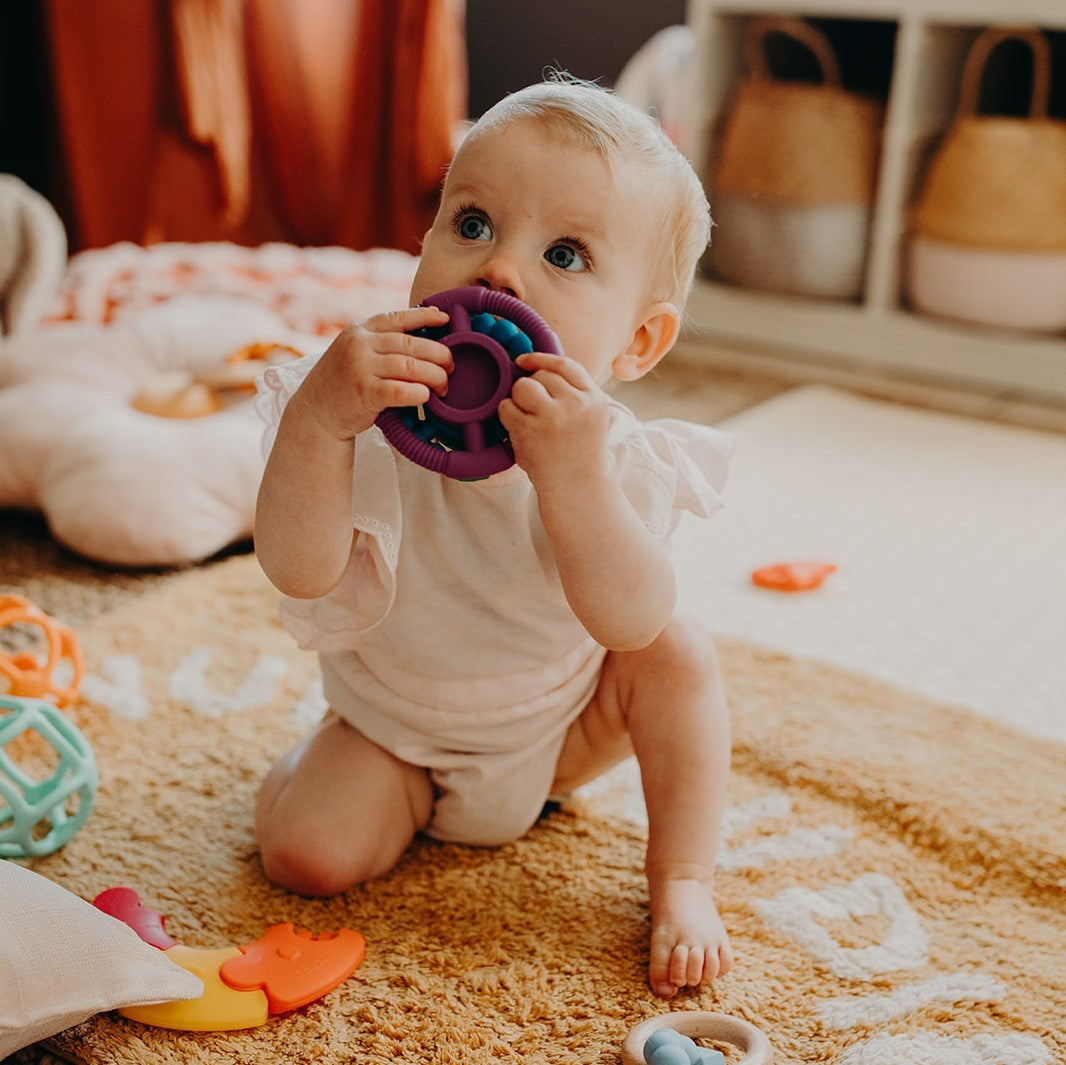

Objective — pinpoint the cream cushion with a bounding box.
[0,861,202,1056]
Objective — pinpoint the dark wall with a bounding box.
[465,0,687,116]
[0,4,59,202]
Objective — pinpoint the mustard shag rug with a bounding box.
[23,554,1066,1064]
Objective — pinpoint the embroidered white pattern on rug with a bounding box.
[168,647,289,718]
[838,1032,1051,1065]
[718,792,853,870]
[82,654,151,721]
[818,971,1006,1029]
[752,873,928,980]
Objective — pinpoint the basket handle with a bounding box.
[958,26,1051,119]
[744,16,841,87]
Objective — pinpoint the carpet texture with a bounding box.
[17,553,1065,1064]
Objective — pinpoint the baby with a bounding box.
[254,76,734,998]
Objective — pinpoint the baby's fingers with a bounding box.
[373,329,454,374]
[514,351,594,390]
[372,348,452,405]
[360,320,454,392]
[324,310,454,412]
[361,305,450,336]
[331,307,452,374]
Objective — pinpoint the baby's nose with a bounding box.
[474,257,523,300]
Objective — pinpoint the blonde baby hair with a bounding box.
[467,73,712,307]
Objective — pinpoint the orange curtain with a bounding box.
[46,1,165,251]
[46,0,465,253]
[339,0,465,252]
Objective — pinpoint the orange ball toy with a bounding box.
[0,595,84,708]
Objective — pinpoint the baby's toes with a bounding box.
[649,941,682,997]
[668,944,695,990]
[683,945,707,987]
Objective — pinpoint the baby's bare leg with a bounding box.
[256,712,433,897]
[553,615,733,997]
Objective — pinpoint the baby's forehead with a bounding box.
[462,112,614,162]
[451,116,651,200]
[446,115,663,247]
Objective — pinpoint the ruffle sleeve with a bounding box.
[606,402,734,540]
[255,355,404,651]
[255,354,318,459]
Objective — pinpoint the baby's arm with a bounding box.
[255,308,452,599]
[499,352,676,651]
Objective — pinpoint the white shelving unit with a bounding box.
[683,0,1066,403]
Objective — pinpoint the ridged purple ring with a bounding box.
[375,286,563,479]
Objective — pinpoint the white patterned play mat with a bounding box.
[675,385,1066,744]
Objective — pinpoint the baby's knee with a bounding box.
[259,837,344,898]
[642,614,721,694]
[258,829,387,898]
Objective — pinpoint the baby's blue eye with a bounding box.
[545,243,586,272]
[457,213,491,241]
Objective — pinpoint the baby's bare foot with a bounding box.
[648,877,733,997]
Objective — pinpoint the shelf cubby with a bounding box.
[684,0,1066,403]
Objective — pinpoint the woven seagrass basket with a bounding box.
[713,17,883,208]
[709,17,884,300]
[911,26,1066,253]
[907,27,1066,332]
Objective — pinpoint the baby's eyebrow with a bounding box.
[563,217,606,236]
[443,180,482,201]
[555,216,610,245]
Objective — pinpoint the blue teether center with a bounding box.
[644,1029,726,1065]
[467,312,535,356]
[0,695,98,858]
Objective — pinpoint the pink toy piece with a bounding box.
[92,886,177,950]
[220,923,367,1014]
[375,286,563,479]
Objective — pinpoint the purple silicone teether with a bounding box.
[375,286,563,479]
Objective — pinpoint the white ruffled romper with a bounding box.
[258,356,732,845]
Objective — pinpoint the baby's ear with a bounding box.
[612,302,681,382]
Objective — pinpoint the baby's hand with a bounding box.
[498,351,611,491]
[300,307,453,440]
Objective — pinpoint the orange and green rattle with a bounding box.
[0,594,84,708]
[0,598,93,858]
[0,695,97,858]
